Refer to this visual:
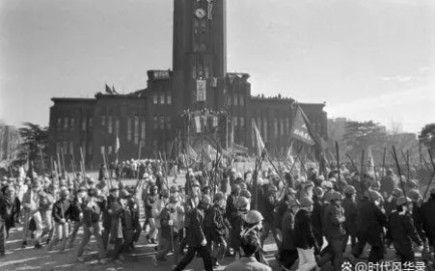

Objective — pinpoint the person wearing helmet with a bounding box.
[225,232,272,271]
[204,192,230,268]
[380,168,398,199]
[226,183,241,256]
[152,188,170,251]
[311,186,324,253]
[180,181,201,256]
[384,188,403,216]
[321,191,345,271]
[259,184,280,249]
[350,188,387,264]
[294,197,320,271]
[407,189,426,247]
[241,210,268,265]
[387,197,423,264]
[21,179,44,249]
[276,198,299,270]
[0,184,17,257]
[421,188,435,267]
[144,184,158,244]
[173,195,213,271]
[48,188,72,252]
[153,195,183,266]
[230,196,251,258]
[342,185,357,252]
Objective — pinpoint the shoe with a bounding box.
[46,238,50,245]
[150,238,157,244]
[35,242,42,249]
[77,256,85,262]
[130,243,135,250]
[99,259,107,264]
[113,259,122,264]
[21,241,27,248]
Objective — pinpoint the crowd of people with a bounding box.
[0,157,435,271]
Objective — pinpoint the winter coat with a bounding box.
[342,197,357,235]
[388,211,422,247]
[281,210,296,250]
[323,203,346,240]
[294,209,317,250]
[52,199,72,223]
[186,208,206,247]
[420,197,435,243]
[356,198,387,246]
[311,198,323,237]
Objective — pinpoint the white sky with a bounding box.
[1,0,434,133]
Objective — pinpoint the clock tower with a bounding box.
[172,0,227,112]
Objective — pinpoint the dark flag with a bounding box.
[290,106,315,145]
[105,84,113,94]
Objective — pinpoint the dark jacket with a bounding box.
[420,197,435,243]
[70,197,82,222]
[356,198,387,246]
[388,211,422,247]
[274,197,289,229]
[52,199,72,223]
[311,197,323,237]
[160,207,178,240]
[294,209,317,250]
[342,197,357,235]
[226,193,239,222]
[206,204,230,239]
[323,203,346,240]
[281,210,296,250]
[186,207,206,247]
[82,197,102,227]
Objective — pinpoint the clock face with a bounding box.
[195,8,206,19]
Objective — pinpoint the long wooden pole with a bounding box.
[392,146,408,203]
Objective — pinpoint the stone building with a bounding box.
[48,0,327,169]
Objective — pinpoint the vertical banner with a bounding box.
[196,79,207,101]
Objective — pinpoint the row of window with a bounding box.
[126,117,146,145]
[153,92,172,105]
[153,116,172,130]
[55,141,93,156]
[57,117,93,131]
[227,94,245,107]
[251,117,291,147]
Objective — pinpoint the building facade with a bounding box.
[48,0,327,169]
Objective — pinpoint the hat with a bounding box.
[237,196,250,209]
[214,192,224,202]
[240,189,252,199]
[300,197,314,207]
[240,182,247,190]
[330,191,343,201]
[78,186,87,192]
[322,181,333,189]
[344,185,356,195]
[191,180,200,187]
[170,186,179,193]
[408,189,421,202]
[110,187,119,192]
[396,197,411,206]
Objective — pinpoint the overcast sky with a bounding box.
[1,0,434,134]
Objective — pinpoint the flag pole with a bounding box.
[392,146,408,203]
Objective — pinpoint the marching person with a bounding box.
[224,232,272,271]
[21,180,44,249]
[76,188,106,264]
[421,188,435,268]
[48,187,72,251]
[294,197,320,271]
[172,195,213,271]
[387,196,423,263]
[0,185,16,257]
